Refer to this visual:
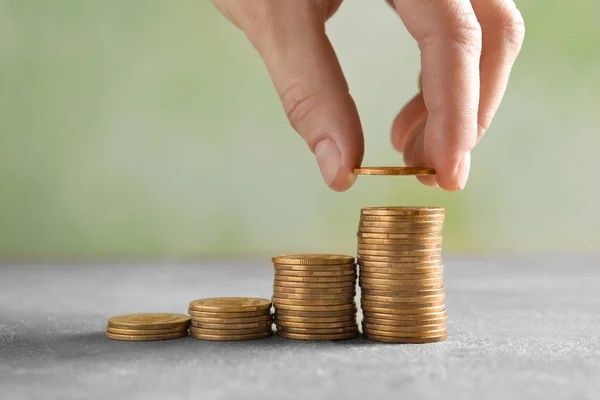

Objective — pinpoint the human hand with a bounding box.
[212,0,525,191]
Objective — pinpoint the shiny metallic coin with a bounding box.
[189,331,272,341]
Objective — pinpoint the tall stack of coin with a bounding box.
[357,207,447,343]
[106,313,190,341]
[188,297,273,341]
[272,254,359,341]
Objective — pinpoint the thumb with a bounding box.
[244,4,363,191]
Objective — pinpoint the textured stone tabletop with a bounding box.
[1,256,599,400]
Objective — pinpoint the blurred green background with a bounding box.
[1,1,599,260]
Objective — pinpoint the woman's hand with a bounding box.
[213,0,525,191]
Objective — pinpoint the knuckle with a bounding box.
[501,6,526,53]
[448,13,483,57]
[477,120,487,141]
[477,104,497,132]
[234,1,274,38]
[420,10,483,58]
[236,1,324,48]
[281,83,321,131]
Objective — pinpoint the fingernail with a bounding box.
[458,151,471,190]
[315,139,341,186]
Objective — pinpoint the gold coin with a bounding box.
[188,309,271,318]
[357,239,442,250]
[357,238,443,246]
[357,244,441,253]
[272,291,355,301]
[359,272,443,281]
[361,290,446,300]
[358,228,443,235]
[358,265,443,274]
[275,309,357,318]
[360,284,444,293]
[360,283,443,292]
[358,249,443,257]
[274,274,356,283]
[358,250,442,259]
[273,285,355,295]
[189,315,273,324]
[361,294,445,303]
[362,322,446,332]
[359,260,444,270]
[274,269,356,277]
[107,313,190,330]
[358,256,443,266]
[361,305,445,314]
[277,325,358,334]
[364,333,447,343]
[189,326,271,335]
[190,331,272,341]
[353,167,435,176]
[360,276,443,286]
[190,320,272,330]
[361,299,445,309]
[276,331,359,341]
[362,316,447,326]
[274,263,356,271]
[106,326,187,336]
[358,243,441,250]
[358,226,443,235]
[361,207,444,216]
[365,310,447,320]
[357,232,441,240]
[273,279,355,288]
[105,331,188,341]
[360,288,445,302]
[275,320,357,329]
[274,302,356,312]
[275,314,356,323]
[358,216,443,222]
[272,296,355,306]
[359,221,444,229]
[358,249,442,257]
[358,245,442,253]
[360,215,445,222]
[360,269,443,278]
[362,327,446,338]
[272,254,355,266]
[358,254,442,263]
[189,297,271,313]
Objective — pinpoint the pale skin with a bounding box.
[212,0,525,191]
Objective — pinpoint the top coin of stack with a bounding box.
[106,313,190,341]
[188,297,273,341]
[272,254,359,341]
[357,207,448,343]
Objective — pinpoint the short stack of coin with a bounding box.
[188,297,273,341]
[106,313,190,341]
[272,254,359,341]
[357,207,447,343]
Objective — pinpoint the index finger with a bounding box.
[391,0,481,190]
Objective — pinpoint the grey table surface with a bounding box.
[1,256,599,400]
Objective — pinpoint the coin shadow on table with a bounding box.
[0,330,442,365]
[184,333,401,350]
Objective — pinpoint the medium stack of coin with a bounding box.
[272,254,359,341]
[357,207,447,343]
[106,313,190,341]
[188,297,273,341]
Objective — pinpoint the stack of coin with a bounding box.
[357,207,447,343]
[106,313,190,341]
[188,297,273,341]
[272,254,359,341]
